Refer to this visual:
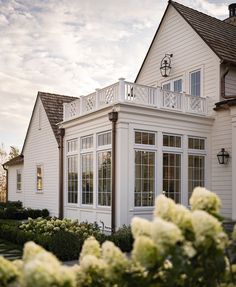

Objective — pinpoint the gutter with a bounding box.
[2,164,8,202]
[220,62,230,100]
[58,128,65,219]
[108,111,118,233]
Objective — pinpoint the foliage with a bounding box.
[1,187,236,286]
[0,201,49,220]
[8,146,20,160]
[109,225,133,252]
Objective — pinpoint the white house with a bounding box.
[4,1,236,230]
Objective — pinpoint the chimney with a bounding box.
[224,3,236,26]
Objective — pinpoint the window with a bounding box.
[67,139,78,204]
[163,134,181,148]
[98,151,112,206]
[162,78,182,93]
[37,166,43,191]
[67,156,78,203]
[190,70,201,97]
[135,131,155,145]
[17,170,22,191]
[188,155,205,199]
[188,137,205,150]
[163,153,181,203]
[135,151,155,207]
[81,136,93,150]
[188,137,205,200]
[81,136,94,205]
[98,132,111,147]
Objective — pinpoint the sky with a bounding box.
[0,0,232,153]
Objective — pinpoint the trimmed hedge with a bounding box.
[0,201,49,220]
[0,220,133,261]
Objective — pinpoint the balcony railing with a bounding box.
[63,78,208,121]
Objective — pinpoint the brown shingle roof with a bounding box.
[171,1,236,65]
[3,155,24,167]
[39,92,77,144]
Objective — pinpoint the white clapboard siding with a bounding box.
[8,165,24,202]
[211,110,232,218]
[136,5,220,114]
[225,67,236,97]
[23,98,59,216]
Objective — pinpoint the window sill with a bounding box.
[36,191,44,194]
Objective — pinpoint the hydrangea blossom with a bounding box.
[79,236,101,261]
[154,194,176,221]
[190,187,221,215]
[191,210,227,249]
[131,217,152,239]
[132,235,159,268]
[0,256,20,287]
[151,217,183,254]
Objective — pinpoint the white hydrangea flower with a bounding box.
[191,210,227,249]
[232,225,236,241]
[23,241,45,263]
[80,236,101,261]
[131,217,152,239]
[102,241,128,267]
[132,236,159,268]
[0,256,20,286]
[182,242,196,258]
[80,255,107,272]
[190,187,221,214]
[172,204,193,233]
[151,217,183,254]
[154,194,176,220]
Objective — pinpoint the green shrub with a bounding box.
[108,225,133,252]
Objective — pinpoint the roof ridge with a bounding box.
[38,91,78,99]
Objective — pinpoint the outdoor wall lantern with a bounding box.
[160,53,173,77]
[217,148,229,164]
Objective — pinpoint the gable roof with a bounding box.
[3,155,24,167]
[39,92,77,144]
[22,92,77,153]
[135,0,236,82]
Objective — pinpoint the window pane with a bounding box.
[163,153,181,203]
[174,79,182,93]
[37,166,43,190]
[81,153,93,205]
[163,135,181,148]
[67,139,78,153]
[134,150,155,207]
[190,70,201,97]
[67,156,78,203]
[188,155,205,200]
[98,151,112,206]
[135,131,155,145]
[163,83,171,91]
[82,136,93,150]
[98,132,111,147]
[17,170,22,191]
[188,137,205,150]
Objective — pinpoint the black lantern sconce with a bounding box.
[217,148,229,165]
[160,53,173,77]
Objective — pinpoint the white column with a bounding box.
[231,107,236,219]
[118,78,125,102]
[157,131,163,196]
[182,134,188,206]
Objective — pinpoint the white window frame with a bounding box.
[81,135,94,206]
[97,131,112,208]
[66,139,78,205]
[187,136,206,201]
[162,76,183,93]
[16,169,22,192]
[162,133,183,204]
[189,69,201,97]
[134,130,157,209]
[36,164,43,193]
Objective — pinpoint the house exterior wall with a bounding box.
[62,104,214,228]
[8,164,24,202]
[211,110,232,218]
[136,5,220,115]
[22,98,59,216]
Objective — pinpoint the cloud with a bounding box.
[0,0,229,150]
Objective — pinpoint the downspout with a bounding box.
[58,128,65,219]
[2,164,8,203]
[108,111,118,233]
